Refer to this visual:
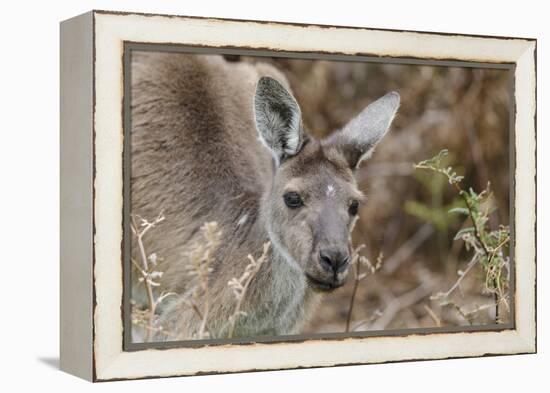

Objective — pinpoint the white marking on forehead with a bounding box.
[326,184,336,198]
[236,214,248,227]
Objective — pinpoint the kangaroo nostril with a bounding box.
[319,250,350,273]
[319,252,334,272]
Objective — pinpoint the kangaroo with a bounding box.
[131,51,399,340]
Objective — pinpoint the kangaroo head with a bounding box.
[254,76,399,292]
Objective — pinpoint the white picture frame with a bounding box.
[60,10,536,381]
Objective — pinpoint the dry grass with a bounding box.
[131,217,271,342]
[130,211,173,341]
[225,242,270,338]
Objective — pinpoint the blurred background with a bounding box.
[240,55,512,332]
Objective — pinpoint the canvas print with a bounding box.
[127,49,512,344]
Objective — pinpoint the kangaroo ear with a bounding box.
[254,76,305,165]
[327,92,400,169]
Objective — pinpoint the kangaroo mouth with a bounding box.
[305,273,342,292]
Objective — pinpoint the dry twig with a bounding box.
[370,283,433,330]
[345,245,383,332]
[226,242,271,338]
[130,211,166,342]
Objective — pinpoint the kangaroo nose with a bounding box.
[319,248,350,274]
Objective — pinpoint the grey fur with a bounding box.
[131,52,398,341]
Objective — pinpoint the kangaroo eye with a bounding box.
[283,192,304,209]
[349,200,359,216]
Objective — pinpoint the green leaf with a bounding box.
[448,207,470,216]
[454,227,475,240]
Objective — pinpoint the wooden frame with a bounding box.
[60,10,536,382]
